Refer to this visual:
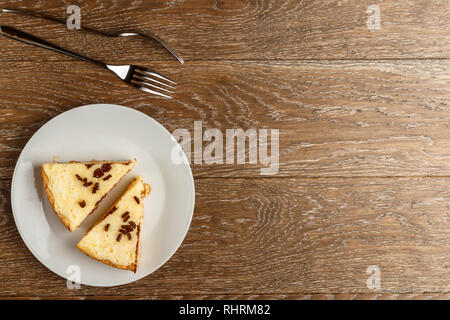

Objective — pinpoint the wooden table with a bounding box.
[1,0,450,300]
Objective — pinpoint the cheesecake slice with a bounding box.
[77,177,150,272]
[41,159,136,232]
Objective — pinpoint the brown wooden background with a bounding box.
[1,0,450,299]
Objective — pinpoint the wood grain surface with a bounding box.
[0,0,450,299]
[2,177,450,297]
[0,0,449,61]
[2,60,450,178]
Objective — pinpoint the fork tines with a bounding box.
[131,67,176,98]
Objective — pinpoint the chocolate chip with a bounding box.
[103,174,112,181]
[121,211,130,218]
[104,224,110,231]
[108,206,117,214]
[127,233,131,240]
[78,200,86,208]
[85,164,93,169]
[121,225,133,232]
[93,168,104,178]
[129,221,136,229]
[83,181,93,187]
[134,196,140,204]
[75,174,84,181]
[116,234,122,242]
[92,182,99,194]
[123,215,130,222]
[119,228,127,235]
[101,163,112,172]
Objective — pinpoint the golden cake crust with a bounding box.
[42,165,71,231]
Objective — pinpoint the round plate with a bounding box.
[11,104,195,287]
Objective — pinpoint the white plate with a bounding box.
[11,104,195,287]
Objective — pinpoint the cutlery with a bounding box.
[0,8,184,64]
[0,25,176,98]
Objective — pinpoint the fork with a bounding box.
[0,8,184,64]
[0,25,176,98]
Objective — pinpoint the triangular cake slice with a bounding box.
[41,159,136,232]
[77,177,150,272]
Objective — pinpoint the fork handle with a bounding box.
[0,26,107,69]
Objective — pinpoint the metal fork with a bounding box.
[0,8,184,64]
[0,25,175,98]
